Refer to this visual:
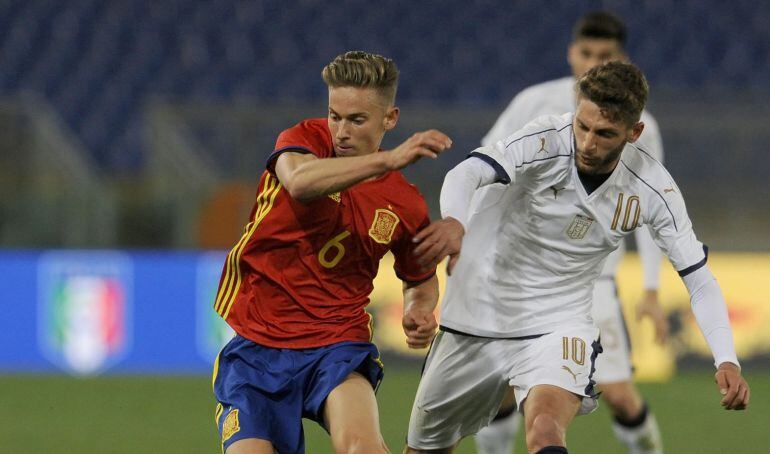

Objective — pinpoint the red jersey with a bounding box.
[213,118,435,348]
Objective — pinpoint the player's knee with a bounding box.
[526,413,565,452]
[331,428,388,454]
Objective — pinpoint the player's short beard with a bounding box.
[578,140,627,175]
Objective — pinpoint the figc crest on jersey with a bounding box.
[369,208,400,244]
[566,214,594,240]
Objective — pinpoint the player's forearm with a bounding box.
[286,152,392,202]
[636,226,662,290]
[440,157,497,228]
[682,265,740,368]
[403,276,440,314]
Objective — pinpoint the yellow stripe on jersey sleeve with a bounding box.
[218,176,282,319]
[213,176,270,314]
[214,175,281,316]
[214,402,223,426]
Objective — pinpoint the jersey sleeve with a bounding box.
[645,181,707,276]
[471,115,572,186]
[390,196,436,284]
[266,118,334,173]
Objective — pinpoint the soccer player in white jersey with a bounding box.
[404,62,749,454]
[476,12,667,454]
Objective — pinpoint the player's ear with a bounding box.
[383,106,399,131]
[628,121,645,143]
[567,43,577,66]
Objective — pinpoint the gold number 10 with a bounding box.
[562,336,586,365]
[611,193,641,232]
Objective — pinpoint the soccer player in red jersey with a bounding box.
[211,51,452,454]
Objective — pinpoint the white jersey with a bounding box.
[441,113,705,338]
[482,76,664,279]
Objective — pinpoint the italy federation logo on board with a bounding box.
[196,252,235,363]
[38,252,132,375]
[565,214,594,240]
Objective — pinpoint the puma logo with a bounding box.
[538,137,547,153]
[551,186,566,199]
[562,365,581,383]
[663,188,675,194]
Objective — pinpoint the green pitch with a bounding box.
[0,369,766,453]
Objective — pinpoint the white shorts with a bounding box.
[406,325,601,450]
[591,278,633,384]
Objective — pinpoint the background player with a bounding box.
[477,11,667,454]
[211,51,451,454]
[405,61,749,454]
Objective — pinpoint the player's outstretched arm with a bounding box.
[274,130,451,203]
[682,265,749,410]
[401,276,440,349]
[412,156,499,275]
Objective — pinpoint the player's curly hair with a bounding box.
[576,61,648,126]
[322,51,399,105]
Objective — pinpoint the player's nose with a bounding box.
[582,132,598,151]
[335,121,351,139]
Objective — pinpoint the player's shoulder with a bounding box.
[274,117,333,159]
[503,112,573,150]
[380,171,430,216]
[383,171,427,200]
[619,144,676,195]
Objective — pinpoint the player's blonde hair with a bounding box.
[576,61,648,126]
[322,51,399,106]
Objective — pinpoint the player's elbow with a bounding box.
[282,177,320,203]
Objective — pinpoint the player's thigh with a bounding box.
[213,336,304,453]
[522,384,581,433]
[510,326,602,417]
[323,371,385,445]
[408,331,510,450]
[225,438,276,454]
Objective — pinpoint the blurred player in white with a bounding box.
[404,61,749,454]
[477,12,668,454]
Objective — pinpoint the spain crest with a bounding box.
[369,209,400,244]
[222,408,241,442]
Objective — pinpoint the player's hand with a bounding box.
[715,362,749,410]
[412,217,464,275]
[635,289,669,344]
[387,130,452,170]
[402,309,438,349]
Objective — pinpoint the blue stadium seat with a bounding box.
[0,0,766,171]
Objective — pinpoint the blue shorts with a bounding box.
[212,334,384,453]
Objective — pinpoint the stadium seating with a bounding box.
[0,0,767,171]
